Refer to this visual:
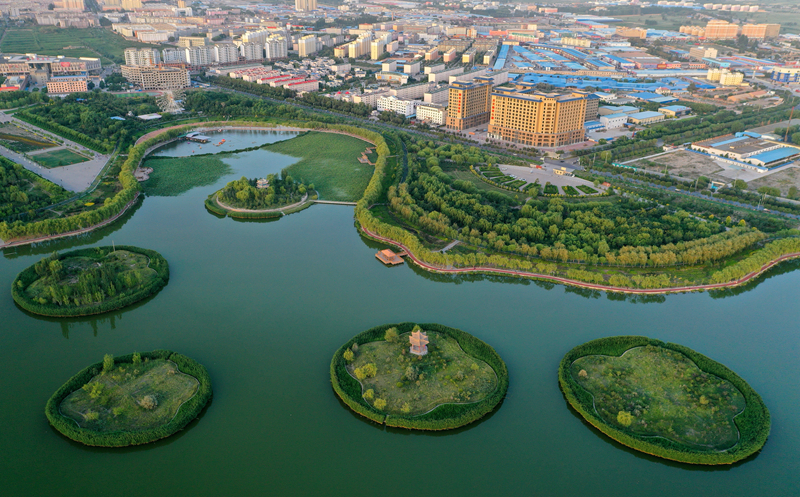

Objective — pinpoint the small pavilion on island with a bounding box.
[409,329,429,356]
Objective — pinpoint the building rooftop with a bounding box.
[628,111,664,119]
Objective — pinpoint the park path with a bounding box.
[215,193,308,213]
[360,226,800,295]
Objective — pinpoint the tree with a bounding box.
[384,327,399,343]
[733,179,747,190]
[102,354,114,373]
[343,349,354,362]
[374,398,387,410]
[363,389,374,400]
[87,82,95,90]
[789,186,798,199]
[404,366,417,381]
[139,395,157,410]
[617,410,633,427]
[132,352,141,365]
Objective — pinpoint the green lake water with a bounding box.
[2,131,799,496]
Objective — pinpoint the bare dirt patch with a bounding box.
[748,166,800,196]
[634,151,725,181]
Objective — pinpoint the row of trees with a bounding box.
[217,174,308,210]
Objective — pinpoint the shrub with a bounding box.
[558,336,770,465]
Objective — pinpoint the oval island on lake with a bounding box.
[46,350,212,447]
[11,246,169,317]
[559,336,770,465]
[330,323,508,430]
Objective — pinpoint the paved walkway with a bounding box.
[360,225,800,295]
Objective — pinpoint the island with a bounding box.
[45,350,212,447]
[206,173,312,219]
[11,245,169,317]
[558,336,770,465]
[330,323,508,430]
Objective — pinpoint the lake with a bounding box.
[2,131,798,496]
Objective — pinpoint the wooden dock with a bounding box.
[375,249,407,266]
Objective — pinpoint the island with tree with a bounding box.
[330,323,508,430]
[559,336,770,464]
[206,173,313,219]
[46,350,212,447]
[11,245,169,317]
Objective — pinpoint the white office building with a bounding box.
[377,95,418,117]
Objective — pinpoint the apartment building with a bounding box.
[704,20,740,39]
[120,65,190,89]
[46,76,88,94]
[689,46,717,61]
[178,36,209,47]
[239,42,264,61]
[298,35,318,57]
[295,0,317,11]
[265,35,289,61]
[487,89,589,147]
[124,47,161,66]
[740,23,781,39]
[446,77,493,131]
[377,95,417,117]
[416,103,446,125]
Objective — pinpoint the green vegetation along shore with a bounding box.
[330,323,508,430]
[558,336,770,465]
[46,350,212,447]
[11,246,169,317]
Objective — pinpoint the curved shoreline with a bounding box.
[359,225,800,295]
[0,192,140,250]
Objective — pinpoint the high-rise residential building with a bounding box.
[295,0,317,11]
[370,39,386,60]
[487,89,589,148]
[59,0,86,10]
[185,46,214,66]
[446,77,493,131]
[214,44,239,64]
[740,23,781,39]
[265,35,289,60]
[704,20,740,39]
[298,35,318,57]
[162,48,187,63]
[124,47,161,67]
[689,46,718,60]
[570,90,599,121]
[239,42,264,61]
[120,65,190,89]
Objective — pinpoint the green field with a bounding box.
[572,345,746,450]
[143,156,233,197]
[0,27,158,64]
[60,358,199,432]
[266,132,374,202]
[447,170,522,202]
[347,329,497,416]
[32,148,90,168]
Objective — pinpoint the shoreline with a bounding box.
[359,225,800,295]
[0,193,140,250]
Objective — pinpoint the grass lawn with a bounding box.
[32,149,90,168]
[142,155,233,197]
[60,359,199,432]
[447,170,523,203]
[265,132,374,202]
[348,330,497,416]
[0,27,158,65]
[571,345,746,450]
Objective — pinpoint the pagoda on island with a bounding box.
[409,329,429,356]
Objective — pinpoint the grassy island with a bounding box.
[46,350,212,447]
[11,246,169,317]
[206,174,311,219]
[330,323,508,430]
[559,336,770,464]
